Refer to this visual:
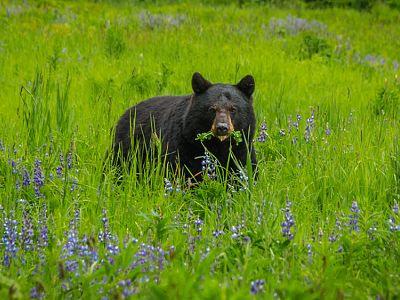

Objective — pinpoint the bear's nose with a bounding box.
[216,123,229,136]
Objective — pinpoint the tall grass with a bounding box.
[0,0,399,299]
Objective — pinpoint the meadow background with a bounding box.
[0,0,399,298]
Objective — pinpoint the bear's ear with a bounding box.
[192,72,212,94]
[236,75,255,98]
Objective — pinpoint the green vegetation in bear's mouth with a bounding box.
[196,130,243,145]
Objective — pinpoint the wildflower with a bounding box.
[212,228,224,238]
[37,202,48,263]
[56,150,64,179]
[2,211,18,267]
[99,207,119,259]
[325,122,331,135]
[279,129,286,136]
[33,159,45,198]
[293,121,299,131]
[231,225,240,239]
[329,217,343,243]
[306,243,313,264]
[281,199,295,240]
[304,110,315,143]
[30,286,45,299]
[67,152,73,169]
[269,15,327,36]
[238,170,249,191]
[348,111,353,125]
[20,209,34,252]
[250,279,266,294]
[336,245,344,253]
[368,223,377,240]
[62,205,80,272]
[119,279,134,297]
[257,120,268,142]
[348,201,360,233]
[70,177,78,193]
[388,216,400,232]
[22,167,31,186]
[194,218,204,239]
[163,178,174,198]
[11,159,20,174]
[201,151,217,179]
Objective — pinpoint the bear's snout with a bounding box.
[211,108,235,142]
[216,123,229,136]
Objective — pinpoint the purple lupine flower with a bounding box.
[212,228,224,238]
[336,245,344,253]
[2,211,18,267]
[56,150,64,179]
[30,286,45,299]
[292,113,301,132]
[0,139,5,151]
[306,243,313,264]
[231,225,240,239]
[16,179,21,192]
[269,15,327,36]
[37,202,48,263]
[194,218,204,239]
[348,112,353,125]
[304,110,315,143]
[119,279,134,297]
[281,199,295,240]
[388,216,400,232]
[99,207,119,260]
[67,152,73,169]
[250,279,266,294]
[238,170,249,192]
[368,223,377,240]
[349,201,360,233]
[163,178,174,198]
[201,151,217,179]
[33,159,45,198]
[70,177,78,193]
[20,209,34,252]
[62,206,80,262]
[11,159,20,174]
[22,167,31,186]
[257,120,268,142]
[326,122,331,135]
[279,129,286,136]
[129,242,171,275]
[56,166,63,179]
[329,217,343,243]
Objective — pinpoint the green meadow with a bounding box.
[0,0,399,298]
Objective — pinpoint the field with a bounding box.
[0,0,399,298]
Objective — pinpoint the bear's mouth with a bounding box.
[211,122,234,142]
[216,135,230,142]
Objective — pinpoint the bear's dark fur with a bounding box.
[112,72,257,179]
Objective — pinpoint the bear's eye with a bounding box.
[229,107,237,113]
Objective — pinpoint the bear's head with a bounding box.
[186,72,255,143]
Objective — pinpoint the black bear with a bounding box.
[112,72,257,180]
